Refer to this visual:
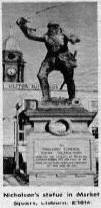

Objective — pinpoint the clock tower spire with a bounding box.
[3,25,25,82]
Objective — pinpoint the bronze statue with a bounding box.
[16,17,80,102]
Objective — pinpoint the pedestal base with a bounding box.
[20,99,96,186]
[29,174,94,186]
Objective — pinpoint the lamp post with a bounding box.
[15,103,22,171]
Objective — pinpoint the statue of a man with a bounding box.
[16,17,80,102]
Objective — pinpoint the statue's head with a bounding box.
[47,22,62,35]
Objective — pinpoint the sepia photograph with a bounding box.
[2,1,98,186]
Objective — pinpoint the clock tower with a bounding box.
[3,26,25,82]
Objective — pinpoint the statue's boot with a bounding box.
[38,77,51,101]
[66,79,75,101]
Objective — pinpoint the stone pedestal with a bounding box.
[20,99,96,186]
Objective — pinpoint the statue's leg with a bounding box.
[37,60,51,101]
[67,76,75,100]
[56,53,76,100]
[62,66,75,100]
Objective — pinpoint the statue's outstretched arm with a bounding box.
[16,17,45,42]
[67,34,80,44]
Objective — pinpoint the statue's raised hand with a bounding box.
[16,17,29,27]
[76,38,80,43]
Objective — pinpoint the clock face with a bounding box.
[7,67,17,76]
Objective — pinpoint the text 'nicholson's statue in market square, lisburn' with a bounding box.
[16,17,80,102]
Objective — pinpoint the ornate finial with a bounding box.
[9,24,14,37]
[3,23,21,51]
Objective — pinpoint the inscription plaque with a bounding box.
[33,139,91,171]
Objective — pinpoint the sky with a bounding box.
[2,2,98,91]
